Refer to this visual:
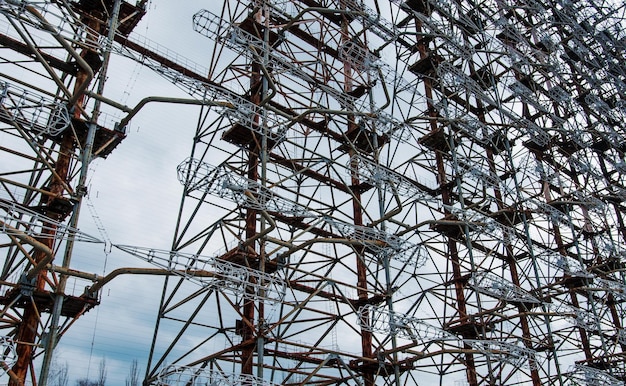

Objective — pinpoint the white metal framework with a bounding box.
[1,0,626,385]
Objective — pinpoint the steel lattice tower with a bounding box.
[144,1,626,385]
[2,1,626,386]
[0,0,146,384]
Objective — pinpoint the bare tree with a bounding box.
[125,360,140,386]
[48,361,69,386]
[97,358,107,386]
[76,380,98,386]
[76,358,107,386]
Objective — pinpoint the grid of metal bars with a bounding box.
[1,0,626,385]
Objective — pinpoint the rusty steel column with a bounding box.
[340,5,375,386]
[10,58,81,386]
[414,6,480,382]
[241,4,265,376]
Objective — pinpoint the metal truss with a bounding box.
[464,339,539,370]
[469,270,542,305]
[138,0,626,385]
[156,365,277,386]
[141,0,626,385]
[2,0,626,385]
[0,0,145,383]
[323,217,427,266]
[1,201,101,243]
[115,245,287,304]
[177,158,312,216]
[358,304,458,342]
[0,80,70,136]
[563,364,624,386]
[0,336,17,372]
